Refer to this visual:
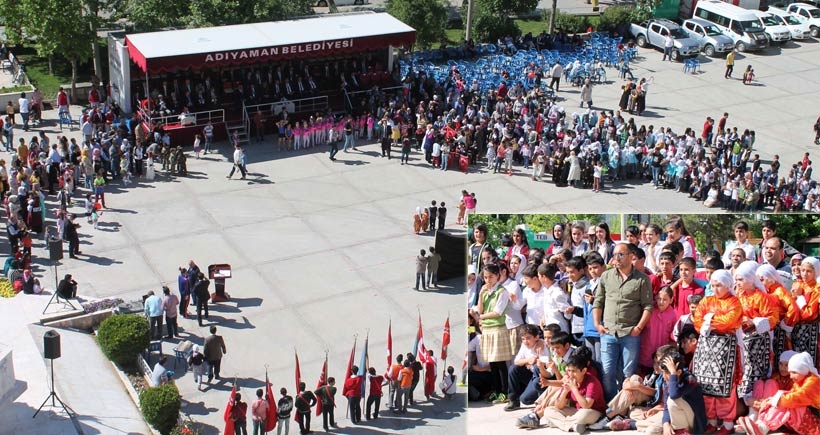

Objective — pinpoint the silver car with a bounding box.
[682,18,737,56]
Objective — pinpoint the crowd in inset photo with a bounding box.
[467,216,820,435]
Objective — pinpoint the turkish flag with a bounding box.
[264,374,278,432]
[315,357,328,416]
[223,383,236,435]
[386,320,392,375]
[294,351,301,423]
[441,316,451,362]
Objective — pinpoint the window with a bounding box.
[732,21,743,34]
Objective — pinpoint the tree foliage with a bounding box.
[467,214,610,246]
[120,0,314,32]
[467,0,539,42]
[386,0,447,49]
[140,384,182,435]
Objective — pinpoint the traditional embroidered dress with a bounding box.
[693,271,743,427]
[757,352,820,435]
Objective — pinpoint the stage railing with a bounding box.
[147,108,226,128]
[242,95,329,138]
[343,85,404,111]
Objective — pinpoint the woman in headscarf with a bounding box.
[790,256,820,370]
[567,150,581,188]
[758,264,800,360]
[746,350,795,422]
[739,351,820,435]
[545,223,565,256]
[413,207,423,234]
[692,269,743,435]
[733,261,779,403]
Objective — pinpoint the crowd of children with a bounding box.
[467,217,820,434]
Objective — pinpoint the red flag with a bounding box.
[315,356,328,416]
[386,320,393,375]
[223,382,236,435]
[294,350,302,423]
[264,374,278,432]
[345,336,357,379]
[441,316,451,361]
[462,350,468,370]
[414,313,429,364]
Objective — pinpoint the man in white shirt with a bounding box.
[721,221,756,267]
[18,92,30,132]
[504,323,550,411]
[662,34,674,61]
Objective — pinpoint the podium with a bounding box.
[208,264,232,302]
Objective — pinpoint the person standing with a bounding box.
[204,325,227,382]
[251,388,269,435]
[343,368,363,424]
[231,392,248,435]
[396,360,413,413]
[18,92,30,132]
[592,242,653,402]
[203,121,214,154]
[144,290,164,340]
[178,267,190,318]
[549,62,563,92]
[408,353,423,405]
[161,285,179,339]
[227,145,247,180]
[366,367,384,420]
[276,388,293,435]
[63,213,82,258]
[423,349,437,400]
[187,260,201,305]
[193,272,211,326]
[580,79,593,109]
[427,247,441,289]
[725,50,735,79]
[294,382,317,435]
[328,120,338,161]
[315,377,338,432]
[342,115,356,152]
[437,202,447,230]
[388,354,404,410]
[662,34,674,61]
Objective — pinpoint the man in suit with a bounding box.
[314,377,338,432]
[203,325,226,382]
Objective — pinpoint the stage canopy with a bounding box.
[125,12,416,74]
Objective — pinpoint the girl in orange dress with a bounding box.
[692,269,743,435]
[740,351,820,435]
[757,264,800,358]
[791,257,820,370]
[413,207,423,234]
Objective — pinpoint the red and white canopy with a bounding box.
[125,12,416,74]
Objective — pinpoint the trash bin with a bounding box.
[208,264,231,302]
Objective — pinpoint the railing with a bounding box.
[343,85,404,111]
[146,108,226,128]
[241,95,329,137]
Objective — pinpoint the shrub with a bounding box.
[140,384,181,435]
[544,10,590,34]
[599,5,635,32]
[97,314,150,366]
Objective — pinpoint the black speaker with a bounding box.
[48,237,63,261]
[434,230,467,282]
[43,330,61,360]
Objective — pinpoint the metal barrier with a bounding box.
[241,95,329,137]
[145,108,225,128]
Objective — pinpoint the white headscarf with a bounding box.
[802,257,820,281]
[734,261,766,293]
[779,350,797,363]
[756,264,784,288]
[711,269,735,296]
[788,351,819,376]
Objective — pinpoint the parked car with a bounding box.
[693,0,770,52]
[769,2,820,37]
[767,6,813,39]
[630,19,702,61]
[752,10,793,42]
[682,18,736,56]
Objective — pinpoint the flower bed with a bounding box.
[82,297,125,314]
[0,278,17,298]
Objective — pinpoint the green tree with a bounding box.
[765,215,820,252]
[253,0,314,22]
[386,0,447,49]
[120,0,189,32]
[468,0,538,42]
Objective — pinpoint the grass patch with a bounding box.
[0,85,33,94]
[11,45,99,100]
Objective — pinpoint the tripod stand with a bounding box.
[42,260,78,314]
[33,358,74,418]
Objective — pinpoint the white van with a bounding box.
[693,0,770,51]
[753,10,792,42]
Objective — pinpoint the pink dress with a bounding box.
[638,306,677,368]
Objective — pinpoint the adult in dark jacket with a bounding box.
[203,325,226,382]
[295,382,317,435]
[314,377,338,431]
[63,214,81,258]
[193,273,210,326]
